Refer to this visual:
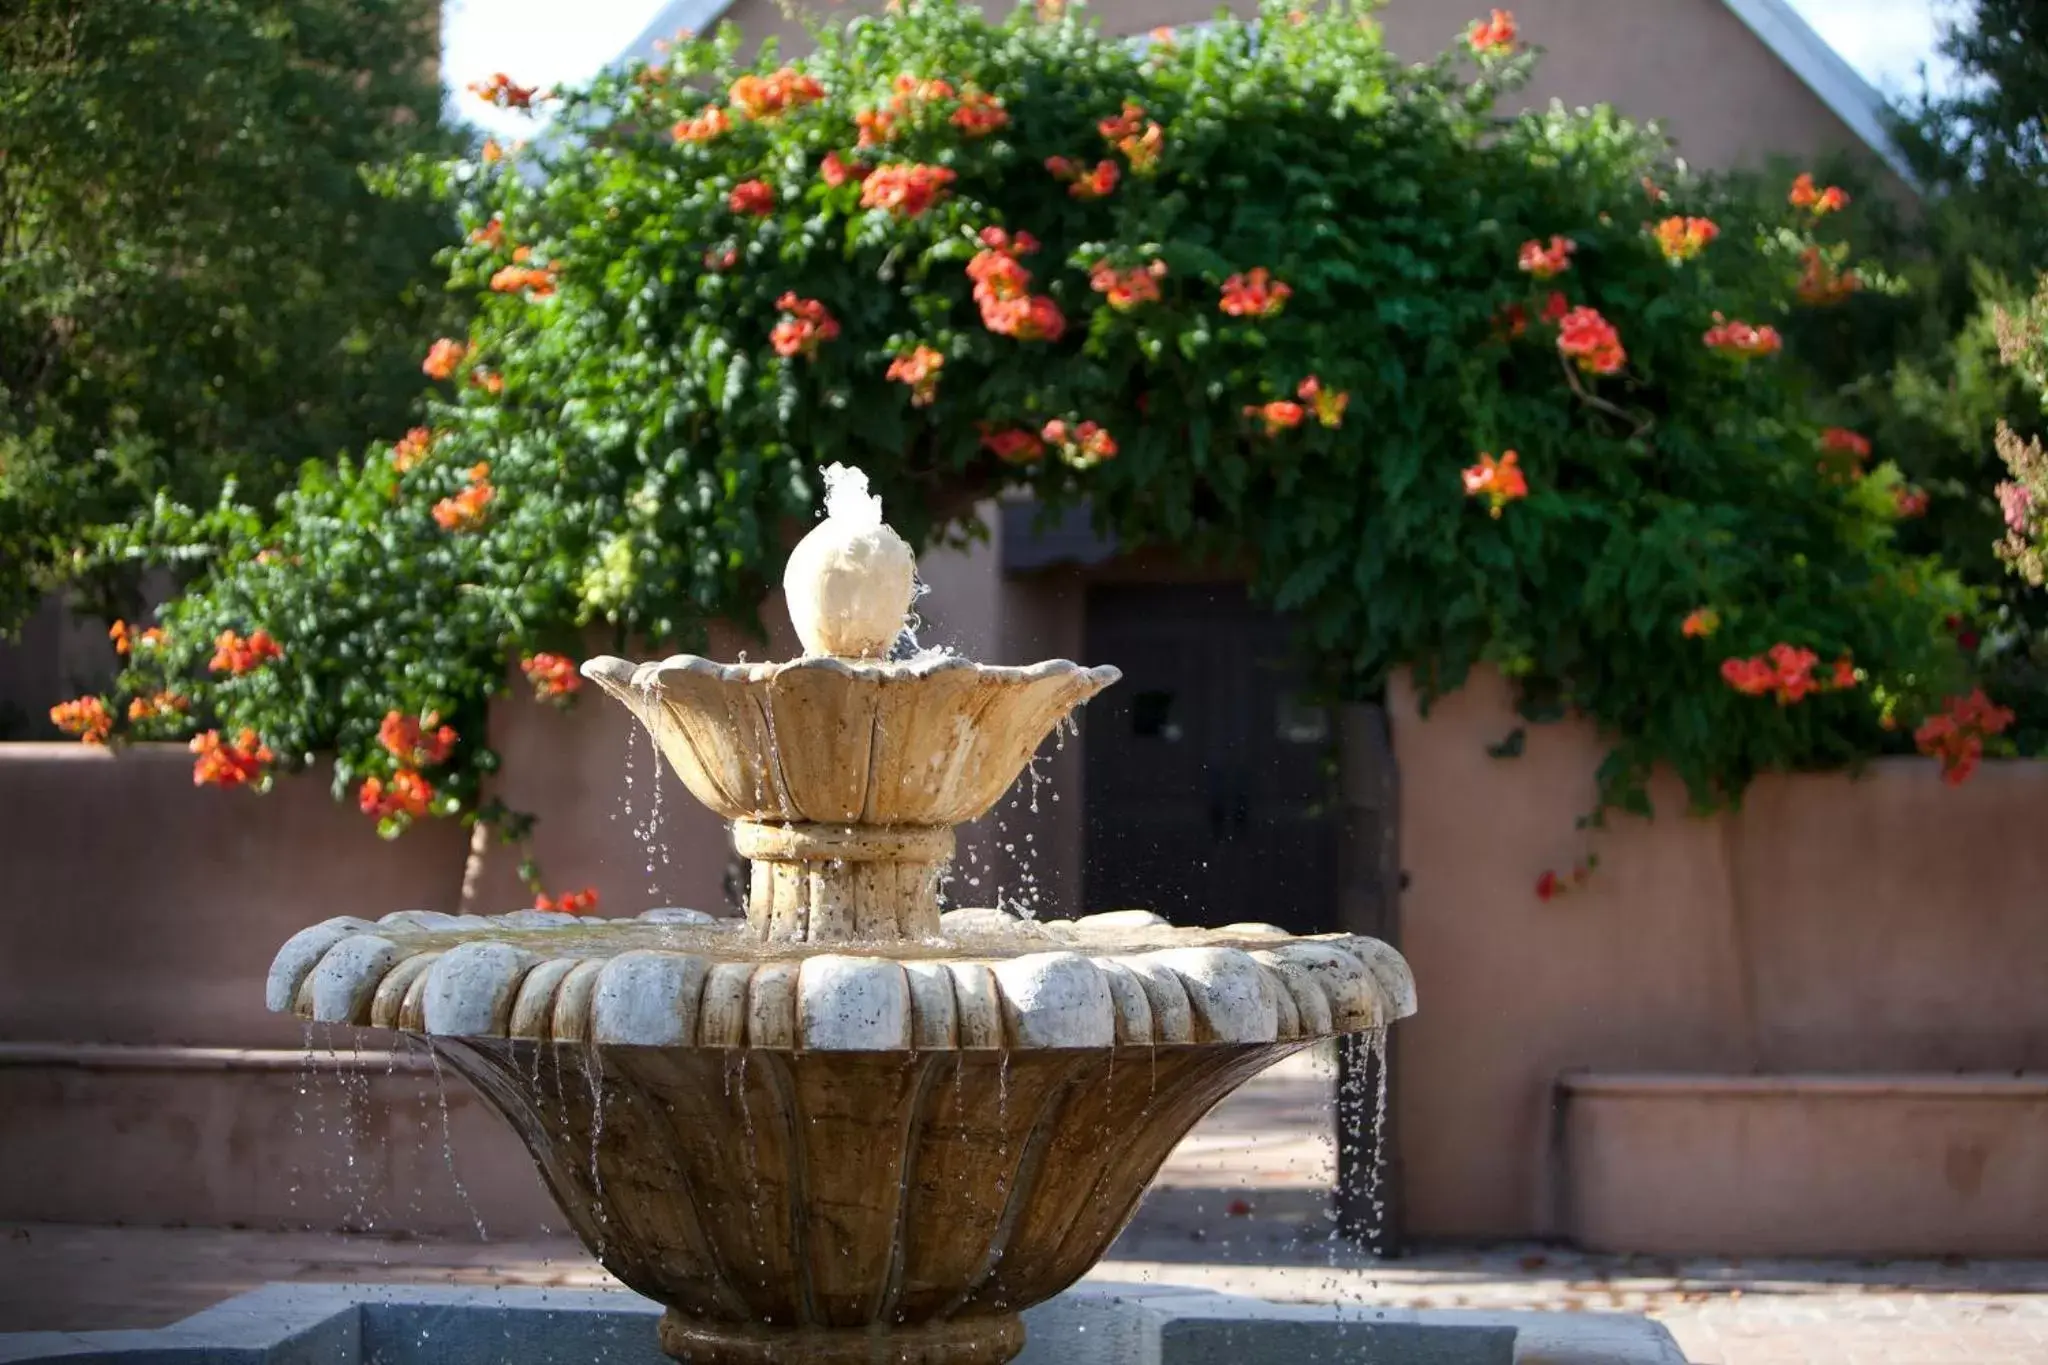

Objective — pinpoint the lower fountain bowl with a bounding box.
[432,1037,1311,1364]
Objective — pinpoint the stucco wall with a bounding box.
[1388,667,2048,1239]
[705,0,1879,176]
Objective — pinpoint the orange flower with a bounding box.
[469,218,504,249]
[885,345,945,405]
[468,73,539,110]
[1296,376,1349,428]
[967,230,1064,342]
[1462,450,1528,517]
[673,106,732,143]
[819,150,864,187]
[951,88,1008,136]
[1894,485,1930,518]
[1557,306,1627,374]
[1703,316,1783,359]
[422,338,468,380]
[1819,427,1871,459]
[1539,291,1570,324]
[50,696,112,744]
[190,729,274,788]
[127,692,189,724]
[489,263,557,297]
[702,246,739,273]
[379,709,457,767]
[860,163,957,218]
[1088,259,1165,311]
[1681,608,1721,639]
[359,769,435,821]
[980,425,1046,464]
[1829,656,1858,691]
[1245,400,1305,435]
[855,107,898,148]
[769,293,841,360]
[471,369,504,395]
[210,628,283,675]
[1041,419,1117,469]
[391,427,433,472]
[108,620,161,655]
[1098,102,1164,174]
[1517,235,1574,280]
[1789,172,1850,215]
[432,463,495,532]
[534,887,600,914]
[481,139,503,164]
[521,652,583,700]
[1796,246,1860,306]
[1652,216,1719,263]
[1641,177,1669,204]
[1219,268,1291,319]
[1466,8,1518,55]
[1720,643,1827,704]
[1915,689,2013,785]
[1495,303,1529,340]
[729,68,824,120]
[1045,156,1120,200]
[728,179,776,216]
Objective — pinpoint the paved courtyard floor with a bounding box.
[5,1054,2044,1363]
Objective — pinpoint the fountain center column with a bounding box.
[733,819,952,941]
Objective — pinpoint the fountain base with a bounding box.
[658,1310,1024,1364]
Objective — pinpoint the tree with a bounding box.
[84,1,1984,886]
[0,0,466,631]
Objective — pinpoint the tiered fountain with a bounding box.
[264,467,1416,1364]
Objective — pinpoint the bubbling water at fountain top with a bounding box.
[782,462,917,660]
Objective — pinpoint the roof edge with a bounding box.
[1718,0,1917,185]
[618,0,742,69]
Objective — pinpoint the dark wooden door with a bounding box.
[1081,584,1337,934]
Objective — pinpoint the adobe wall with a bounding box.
[1388,667,2048,1239]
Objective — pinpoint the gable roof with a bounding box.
[614,0,1910,179]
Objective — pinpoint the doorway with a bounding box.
[1080,584,1338,933]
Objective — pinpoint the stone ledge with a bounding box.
[0,1281,1687,1365]
[1560,1070,2048,1256]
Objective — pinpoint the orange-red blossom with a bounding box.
[521,652,583,699]
[770,293,841,360]
[50,696,112,744]
[1296,376,1349,428]
[190,729,273,788]
[980,425,1046,465]
[359,769,434,821]
[1517,235,1574,280]
[468,73,540,110]
[1089,259,1166,311]
[1557,306,1626,375]
[859,163,957,218]
[1462,450,1528,516]
[1681,608,1721,639]
[379,710,456,767]
[422,338,468,380]
[1467,8,1518,55]
[391,427,433,472]
[967,228,1065,342]
[1219,268,1291,319]
[1719,643,1856,705]
[127,692,188,724]
[1788,172,1850,215]
[886,345,945,406]
[1042,420,1117,469]
[432,463,495,532]
[1797,247,1860,306]
[210,628,282,675]
[673,106,731,143]
[108,620,165,655]
[1046,156,1120,201]
[1245,400,1304,436]
[489,264,556,297]
[1703,316,1783,359]
[951,88,1008,136]
[1914,689,2014,786]
[534,887,600,914]
[728,179,776,216]
[1652,216,1719,263]
[728,68,824,120]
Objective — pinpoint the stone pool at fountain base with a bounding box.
[0,1282,1684,1364]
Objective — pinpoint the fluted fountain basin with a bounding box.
[269,908,1414,1364]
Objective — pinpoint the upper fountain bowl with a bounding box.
[581,652,1119,827]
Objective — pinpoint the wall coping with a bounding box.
[1561,1071,2048,1099]
[0,1043,426,1075]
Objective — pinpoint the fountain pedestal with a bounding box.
[734,820,951,941]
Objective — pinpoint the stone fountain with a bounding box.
[263,466,1417,1365]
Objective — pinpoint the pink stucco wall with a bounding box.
[1389,667,2048,1240]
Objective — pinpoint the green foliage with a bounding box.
[0,0,465,630]
[96,0,1974,857]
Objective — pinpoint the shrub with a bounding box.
[86,1,1980,883]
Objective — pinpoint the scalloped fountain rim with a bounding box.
[580,652,1122,826]
[268,908,1416,1053]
